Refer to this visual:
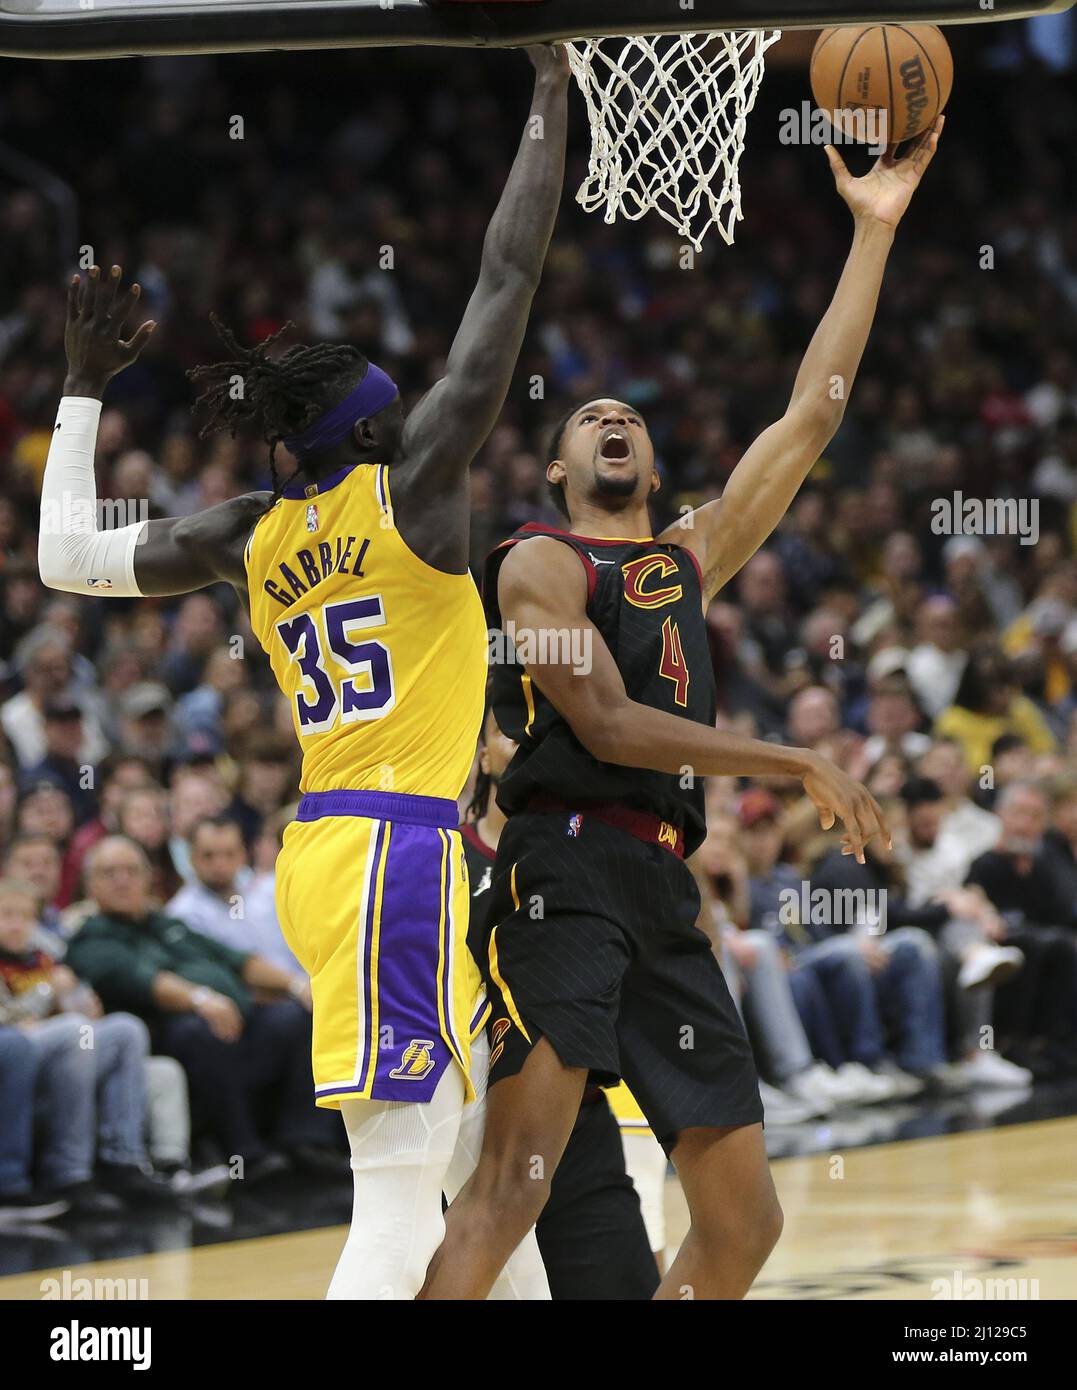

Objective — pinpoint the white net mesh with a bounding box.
[566,30,782,251]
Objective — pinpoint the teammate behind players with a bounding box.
[423,121,943,1300]
[38,45,570,1299]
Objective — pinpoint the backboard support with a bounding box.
[0,0,1073,61]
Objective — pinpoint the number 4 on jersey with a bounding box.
[659,615,690,708]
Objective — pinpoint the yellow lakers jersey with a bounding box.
[245,462,487,800]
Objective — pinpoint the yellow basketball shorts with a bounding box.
[605,1081,654,1136]
[275,790,486,1108]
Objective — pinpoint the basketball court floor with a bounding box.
[2,1090,1074,1300]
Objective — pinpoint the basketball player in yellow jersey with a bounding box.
[39,45,570,1299]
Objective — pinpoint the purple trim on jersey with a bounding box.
[279,461,360,500]
[470,996,491,1035]
[367,823,457,1102]
[297,789,458,828]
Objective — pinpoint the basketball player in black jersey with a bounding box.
[461,709,660,1300]
[423,120,943,1300]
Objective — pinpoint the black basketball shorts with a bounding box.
[484,810,763,1151]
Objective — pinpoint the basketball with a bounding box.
[810,22,953,146]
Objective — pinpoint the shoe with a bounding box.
[234,1151,291,1191]
[287,1144,350,1179]
[50,1182,126,1217]
[168,1163,232,1199]
[958,945,1024,990]
[97,1162,178,1207]
[834,1062,901,1104]
[783,1064,838,1115]
[875,1060,927,1099]
[0,1189,71,1224]
[758,1081,816,1125]
[958,1050,1034,1090]
[920,1062,973,1094]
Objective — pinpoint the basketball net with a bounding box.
[566,30,781,250]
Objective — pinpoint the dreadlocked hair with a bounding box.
[466,766,492,824]
[186,314,369,499]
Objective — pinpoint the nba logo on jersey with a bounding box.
[566,813,583,838]
[305,502,319,532]
[388,1039,437,1081]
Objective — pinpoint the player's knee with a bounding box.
[695,1187,783,1271]
[473,1149,553,1231]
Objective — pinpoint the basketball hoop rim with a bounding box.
[0,0,1073,61]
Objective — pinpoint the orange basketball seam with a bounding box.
[835,26,873,134]
[881,26,895,142]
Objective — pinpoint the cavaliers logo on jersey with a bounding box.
[389,1039,437,1080]
[621,553,683,610]
[489,1016,513,1069]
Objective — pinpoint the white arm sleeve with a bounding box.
[37,396,147,598]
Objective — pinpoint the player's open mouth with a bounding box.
[598,430,632,461]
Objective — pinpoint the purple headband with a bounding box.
[282,363,398,460]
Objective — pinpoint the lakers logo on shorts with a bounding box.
[489,1016,512,1068]
[389,1039,437,1081]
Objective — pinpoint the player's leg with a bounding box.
[660,1123,780,1299]
[535,1093,660,1300]
[443,1029,551,1300]
[421,1035,585,1298]
[618,845,776,1299]
[328,1064,465,1300]
[421,813,632,1299]
[278,812,483,1300]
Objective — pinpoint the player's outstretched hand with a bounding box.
[825,114,943,231]
[800,750,892,865]
[525,42,571,81]
[64,264,156,394]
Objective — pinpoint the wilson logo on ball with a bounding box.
[899,56,930,138]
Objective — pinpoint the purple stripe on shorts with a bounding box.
[369,822,454,1102]
[357,818,387,1093]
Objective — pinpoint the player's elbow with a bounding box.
[573,702,634,766]
[786,397,844,463]
[38,536,81,594]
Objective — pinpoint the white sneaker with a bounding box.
[875,1060,927,1099]
[958,1051,1034,1091]
[834,1062,901,1104]
[807,1063,871,1106]
[958,945,1024,991]
[784,1064,839,1115]
[758,1081,817,1125]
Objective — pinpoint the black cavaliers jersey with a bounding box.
[483,523,716,855]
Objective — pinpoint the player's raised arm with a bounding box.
[39,265,270,599]
[500,537,890,862]
[400,45,569,479]
[660,117,943,603]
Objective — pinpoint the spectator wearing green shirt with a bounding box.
[67,835,342,1186]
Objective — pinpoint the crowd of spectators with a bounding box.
[1,30,1076,1218]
